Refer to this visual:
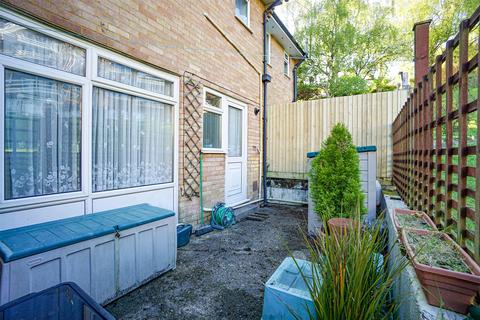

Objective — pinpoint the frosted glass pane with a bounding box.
[0,18,86,76]
[98,57,173,97]
[203,112,221,149]
[228,107,242,157]
[4,70,82,199]
[92,87,174,192]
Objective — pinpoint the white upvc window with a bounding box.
[266,33,271,65]
[235,0,250,27]
[0,9,179,209]
[202,88,227,153]
[283,51,290,76]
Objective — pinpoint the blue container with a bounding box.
[0,282,114,320]
[177,224,192,248]
[262,257,316,320]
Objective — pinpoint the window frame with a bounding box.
[283,51,290,76]
[0,8,179,211]
[202,87,227,154]
[235,0,250,28]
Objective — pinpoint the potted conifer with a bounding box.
[309,123,365,235]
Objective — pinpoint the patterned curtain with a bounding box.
[4,69,82,199]
[92,87,174,192]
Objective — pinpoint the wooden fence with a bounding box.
[392,7,480,262]
[267,90,409,180]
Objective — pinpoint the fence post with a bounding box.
[434,55,443,226]
[445,40,454,230]
[457,19,469,249]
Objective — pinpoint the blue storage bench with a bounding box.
[0,204,176,305]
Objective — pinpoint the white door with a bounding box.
[225,103,247,206]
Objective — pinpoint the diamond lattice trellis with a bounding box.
[182,75,203,199]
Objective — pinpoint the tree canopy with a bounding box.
[292,0,478,100]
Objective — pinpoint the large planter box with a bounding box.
[262,257,315,320]
[401,228,480,314]
[0,204,176,305]
[393,208,437,241]
[307,145,377,234]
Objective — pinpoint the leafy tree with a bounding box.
[329,75,368,97]
[395,0,478,63]
[295,0,404,98]
[310,123,365,222]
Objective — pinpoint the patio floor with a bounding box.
[106,204,307,319]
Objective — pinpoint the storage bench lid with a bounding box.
[0,204,174,263]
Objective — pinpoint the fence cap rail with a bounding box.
[307,145,377,158]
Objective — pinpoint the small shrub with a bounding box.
[310,123,365,221]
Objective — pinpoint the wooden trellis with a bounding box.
[392,6,480,262]
[182,75,203,199]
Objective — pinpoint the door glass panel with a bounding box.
[228,106,242,157]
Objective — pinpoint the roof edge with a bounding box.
[271,11,306,58]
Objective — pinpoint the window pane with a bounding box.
[205,91,221,108]
[228,107,242,157]
[4,70,82,199]
[203,112,221,149]
[98,57,173,97]
[92,87,174,192]
[0,18,86,76]
[235,0,248,24]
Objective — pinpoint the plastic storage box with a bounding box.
[177,224,192,247]
[0,282,115,320]
[0,204,177,305]
[262,257,316,320]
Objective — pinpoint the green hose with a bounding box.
[199,152,204,225]
[211,202,235,229]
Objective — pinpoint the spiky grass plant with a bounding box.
[293,218,408,320]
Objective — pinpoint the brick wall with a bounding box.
[2,0,297,225]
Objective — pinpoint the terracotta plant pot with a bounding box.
[401,228,480,314]
[327,218,355,236]
[393,208,437,241]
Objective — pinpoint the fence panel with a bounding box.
[392,7,480,262]
[267,90,409,180]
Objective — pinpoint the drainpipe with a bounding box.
[292,40,308,102]
[292,61,302,102]
[262,0,284,207]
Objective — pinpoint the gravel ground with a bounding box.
[106,204,307,320]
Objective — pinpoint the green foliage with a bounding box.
[297,82,323,100]
[292,218,409,320]
[309,123,364,221]
[369,77,397,93]
[295,0,403,98]
[328,75,369,97]
[396,0,478,63]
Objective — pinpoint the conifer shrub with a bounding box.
[310,123,365,221]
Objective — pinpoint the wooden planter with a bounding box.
[401,229,480,314]
[393,208,437,240]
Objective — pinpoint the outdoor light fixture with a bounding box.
[254,107,260,115]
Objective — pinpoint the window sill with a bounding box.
[284,73,291,79]
[202,149,226,154]
[235,15,253,34]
